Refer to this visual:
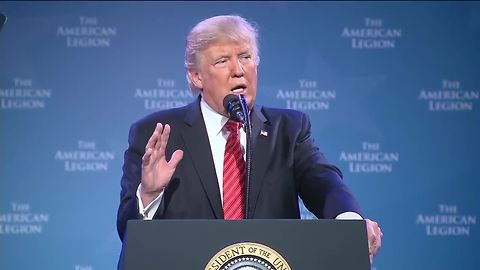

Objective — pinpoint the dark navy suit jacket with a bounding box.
[117,96,361,241]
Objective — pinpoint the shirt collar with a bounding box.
[200,96,229,138]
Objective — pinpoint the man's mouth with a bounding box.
[230,84,247,95]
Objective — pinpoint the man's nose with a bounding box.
[230,58,245,77]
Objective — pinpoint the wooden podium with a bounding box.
[119,219,370,270]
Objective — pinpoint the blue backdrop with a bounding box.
[1,1,479,269]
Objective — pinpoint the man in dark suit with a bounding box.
[117,15,382,261]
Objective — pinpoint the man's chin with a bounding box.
[246,95,255,109]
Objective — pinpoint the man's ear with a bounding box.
[187,68,203,90]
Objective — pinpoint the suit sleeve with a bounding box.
[117,122,145,241]
[294,113,362,219]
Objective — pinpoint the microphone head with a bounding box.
[223,94,245,123]
[0,14,6,32]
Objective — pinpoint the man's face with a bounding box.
[188,41,258,116]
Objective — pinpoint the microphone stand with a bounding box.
[239,94,252,219]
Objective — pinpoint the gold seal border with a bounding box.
[205,242,291,270]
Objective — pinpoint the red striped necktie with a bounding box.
[223,119,245,220]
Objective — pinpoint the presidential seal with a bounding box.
[205,242,291,270]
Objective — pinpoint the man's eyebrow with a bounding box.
[214,54,230,58]
[212,54,230,62]
[238,48,251,54]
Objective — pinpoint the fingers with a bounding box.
[376,225,382,249]
[158,124,171,158]
[143,122,183,163]
[142,147,153,166]
[366,219,382,263]
[145,123,162,153]
[373,221,382,253]
[153,123,164,151]
[168,149,184,168]
[143,123,180,168]
[143,123,162,166]
[146,123,170,157]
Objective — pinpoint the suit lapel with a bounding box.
[248,106,272,218]
[181,97,224,219]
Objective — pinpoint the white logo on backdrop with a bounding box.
[416,204,476,236]
[74,265,93,270]
[418,80,479,111]
[276,79,336,111]
[57,16,117,48]
[54,140,115,172]
[339,142,400,173]
[0,78,52,109]
[0,202,49,234]
[134,78,195,110]
[341,18,402,49]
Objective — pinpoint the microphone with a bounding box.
[223,94,252,219]
[0,13,6,32]
[223,94,246,123]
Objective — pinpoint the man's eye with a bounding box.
[239,55,252,63]
[215,59,227,65]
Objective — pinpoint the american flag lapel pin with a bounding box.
[260,130,268,137]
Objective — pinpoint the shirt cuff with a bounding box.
[335,212,363,220]
[136,184,164,220]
